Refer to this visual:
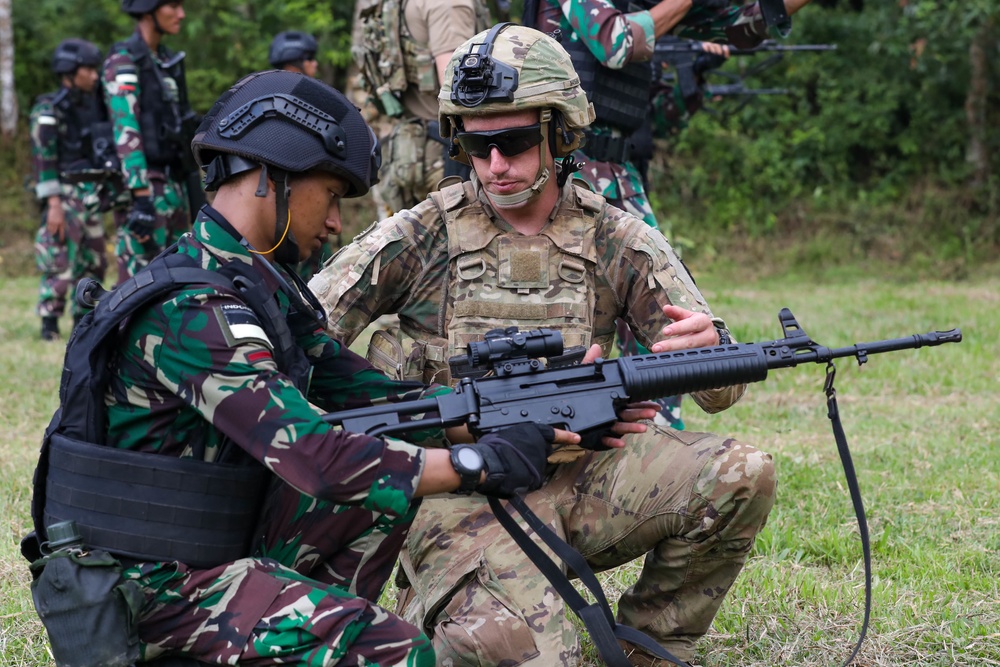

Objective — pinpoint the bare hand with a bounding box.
[46,202,66,242]
[701,41,730,58]
[650,304,719,353]
[574,344,658,449]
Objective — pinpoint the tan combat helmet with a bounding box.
[438,23,596,205]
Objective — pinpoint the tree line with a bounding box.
[1,0,997,259]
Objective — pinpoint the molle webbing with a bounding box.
[44,434,267,568]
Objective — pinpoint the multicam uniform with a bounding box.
[103,29,192,283]
[309,178,777,665]
[105,206,445,665]
[358,0,491,215]
[30,91,112,321]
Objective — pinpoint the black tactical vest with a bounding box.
[41,88,119,179]
[27,222,315,568]
[559,0,652,135]
[116,31,193,170]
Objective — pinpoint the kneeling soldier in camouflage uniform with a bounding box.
[30,70,563,666]
[30,39,117,341]
[310,25,777,666]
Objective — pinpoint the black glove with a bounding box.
[472,423,555,498]
[694,51,728,76]
[125,196,156,239]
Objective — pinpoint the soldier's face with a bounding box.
[302,59,318,78]
[286,172,348,262]
[72,66,99,94]
[462,109,552,199]
[154,1,186,35]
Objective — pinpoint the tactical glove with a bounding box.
[473,423,555,498]
[125,196,156,239]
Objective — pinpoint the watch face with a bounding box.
[456,446,484,471]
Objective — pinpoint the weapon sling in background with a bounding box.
[324,309,962,666]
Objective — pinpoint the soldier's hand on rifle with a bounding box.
[45,196,66,243]
[125,195,156,243]
[651,304,719,352]
[579,344,659,449]
[472,423,556,498]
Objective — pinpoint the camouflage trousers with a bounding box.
[127,480,434,666]
[397,425,776,665]
[370,118,446,217]
[115,172,190,285]
[35,190,107,319]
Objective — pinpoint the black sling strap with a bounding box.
[489,363,872,667]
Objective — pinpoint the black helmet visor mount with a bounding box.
[451,22,520,108]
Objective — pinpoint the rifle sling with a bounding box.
[487,495,692,667]
[487,364,872,667]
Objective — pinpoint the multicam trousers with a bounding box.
[398,424,777,665]
[35,190,107,319]
[115,172,190,285]
[370,118,446,217]
[127,481,434,667]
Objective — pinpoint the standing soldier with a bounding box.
[268,31,319,77]
[30,39,120,341]
[310,25,776,666]
[352,0,492,216]
[527,0,812,430]
[104,0,199,283]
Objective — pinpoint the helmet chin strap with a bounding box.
[484,110,553,209]
[247,164,300,265]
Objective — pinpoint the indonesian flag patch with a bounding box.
[216,303,273,352]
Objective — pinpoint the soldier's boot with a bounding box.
[619,639,702,667]
[40,316,60,341]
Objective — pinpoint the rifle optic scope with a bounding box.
[467,327,563,368]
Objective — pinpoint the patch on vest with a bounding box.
[216,303,273,351]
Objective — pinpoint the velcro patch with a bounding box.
[216,303,272,351]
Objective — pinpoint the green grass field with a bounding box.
[1,269,997,666]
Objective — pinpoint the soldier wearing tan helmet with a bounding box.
[310,24,777,666]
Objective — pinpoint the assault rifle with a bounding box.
[324,308,958,439]
[653,37,836,101]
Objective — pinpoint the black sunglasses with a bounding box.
[455,123,544,159]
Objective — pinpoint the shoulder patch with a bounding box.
[215,303,273,351]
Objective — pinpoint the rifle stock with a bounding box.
[323,309,961,439]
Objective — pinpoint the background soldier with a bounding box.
[30,39,118,341]
[310,25,776,667]
[527,0,812,430]
[352,0,492,216]
[28,70,560,666]
[268,30,319,77]
[104,0,198,283]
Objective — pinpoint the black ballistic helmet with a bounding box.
[193,70,380,198]
[269,31,318,68]
[121,0,171,17]
[52,39,102,75]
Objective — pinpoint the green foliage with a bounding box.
[650,2,1000,254]
[11,0,358,114]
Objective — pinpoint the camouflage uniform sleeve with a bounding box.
[29,98,62,200]
[599,206,747,413]
[673,3,779,49]
[103,48,149,191]
[300,328,452,444]
[559,0,656,68]
[147,290,426,518]
[309,204,441,346]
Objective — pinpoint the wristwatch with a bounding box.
[450,445,485,495]
[714,322,733,346]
